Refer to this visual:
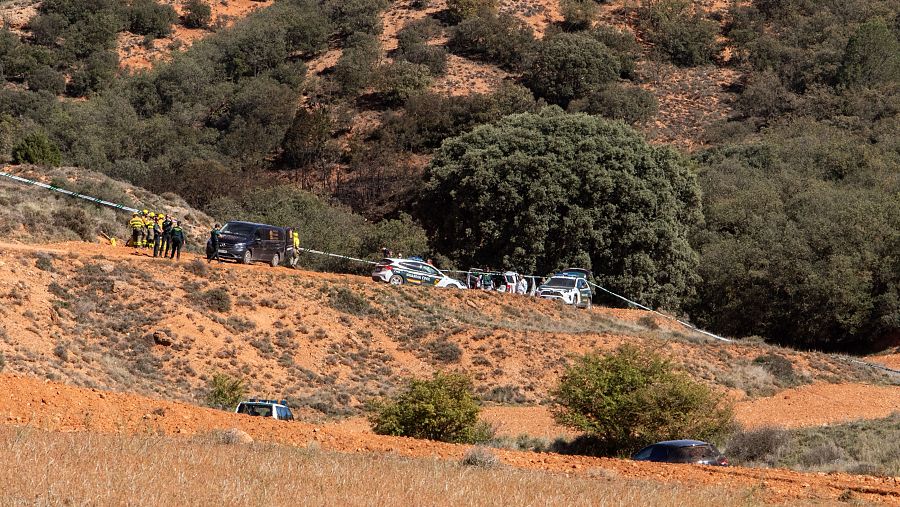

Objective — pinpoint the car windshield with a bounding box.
[221,223,256,236]
[671,445,718,461]
[237,403,272,417]
[544,277,576,289]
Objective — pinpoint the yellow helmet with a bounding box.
[148,212,156,218]
[142,209,149,215]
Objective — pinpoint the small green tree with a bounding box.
[560,0,597,30]
[368,372,485,443]
[838,17,900,89]
[446,0,497,23]
[448,13,536,71]
[552,346,735,456]
[333,32,381,95]
[205,372,246,410]
[375,61,432,106]
[182,0,212,29]
[12,132,61,166]
[127,0,177,38]
[638,0,719,67]
[525,32,620,105]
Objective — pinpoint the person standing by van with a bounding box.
[208,224,221,263]
[290,229,300,267]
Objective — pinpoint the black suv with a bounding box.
[213,221,287,267]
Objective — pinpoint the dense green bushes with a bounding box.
[692,121,900,350]
[552,347,735,456]
[182,0,212,29]
[568,83,658,125]
[446,0,498,24]
[448,13,535,71]
[380,83,537,152]
[525,33,620,105]
[396,18,447,76]
[12,132,60,166]
[334,32,381,95]
[638,0,719,66]
[375,61,432,106]
[127,0,177,38]
[560,0,597,31]
[368,372,489,443]
[422,109,702,311]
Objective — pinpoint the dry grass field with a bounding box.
[0,426,761,507]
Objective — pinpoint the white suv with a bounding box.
[536,270,593,309]
[235,399,294,421]
[372,258,466,288]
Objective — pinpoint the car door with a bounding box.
[577,279,592,303]
[419,263,443,285]
[399,262,426,284]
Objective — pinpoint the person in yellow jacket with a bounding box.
[143,212,157,249]
[290,229,300,268]
[129,212,145,248]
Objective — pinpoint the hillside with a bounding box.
[0,165,215,247]
[0,237,894,420]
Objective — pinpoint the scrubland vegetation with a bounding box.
[0,0,895,352]
[728,413,900,477]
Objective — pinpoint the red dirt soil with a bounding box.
[2,373,899,505]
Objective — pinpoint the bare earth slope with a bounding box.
[1,374,899,505]
[0,240,894,420]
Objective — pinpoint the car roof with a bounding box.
[653,440,710,447]
[224,221,281,229]
[388,258,434,267]
[556,268,591,278]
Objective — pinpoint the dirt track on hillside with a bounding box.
[1,374,899,505]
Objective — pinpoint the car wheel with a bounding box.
[270,253,280,268]
[389,274,404,285]
[242,250,252,264]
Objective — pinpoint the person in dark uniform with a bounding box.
[169,221,186,260]
[207,223,221,263]
[162,214,173,256]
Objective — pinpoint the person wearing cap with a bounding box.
[169,220,186,260]
[162,214,173,256]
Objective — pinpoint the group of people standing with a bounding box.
[127,210,186,259]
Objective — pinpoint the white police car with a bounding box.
[235,398,294,421]
[372,258,466,288]
[536,268,593,309]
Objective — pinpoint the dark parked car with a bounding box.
[212,221,287,267]
[631,440,729,466]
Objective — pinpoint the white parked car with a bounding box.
[235,399,294,421]
[372,258,466,288]
[536,269,593,309]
